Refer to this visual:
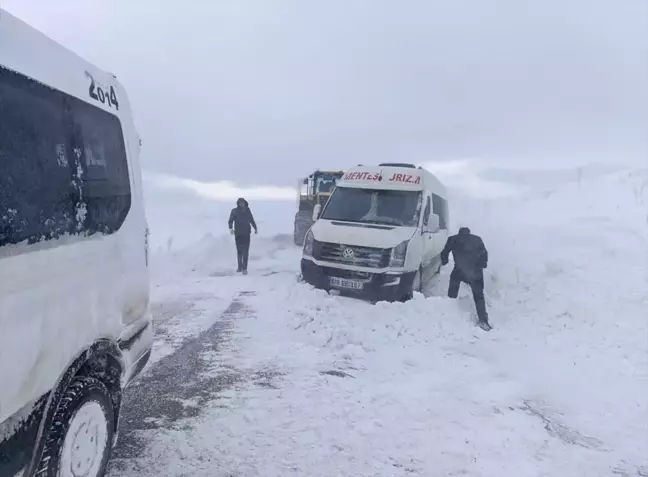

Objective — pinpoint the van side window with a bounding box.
[0,68,77,247]
[0,67,132,251]
[423,196,431,226]
[70,98,131,236]
[432,193,448,229]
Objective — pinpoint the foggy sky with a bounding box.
[4,0,647,187]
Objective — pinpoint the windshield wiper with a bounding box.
[325,217,405,226]
[364,218,403,226]
[324,217,363,224]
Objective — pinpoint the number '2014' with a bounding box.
[85,71,119,111]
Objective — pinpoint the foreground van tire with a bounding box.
[36,377,115,477]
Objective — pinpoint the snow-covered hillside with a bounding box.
[112,167,648,477]
[143,172,296,253]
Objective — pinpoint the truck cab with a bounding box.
[293,170,345,245]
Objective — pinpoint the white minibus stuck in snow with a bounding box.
[301,163,449,302]
[0,9,153,477]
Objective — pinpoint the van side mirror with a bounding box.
[312,204,322,222]
[426,214,440,233]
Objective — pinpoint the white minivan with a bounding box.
[0,9,153,477]
[301,163,449,302]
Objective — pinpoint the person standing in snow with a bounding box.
[228,197,258,274]
[440,227,491,330]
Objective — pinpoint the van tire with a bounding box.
[431,254,442,276]
[35,377,115,477]
[402,268,422,302]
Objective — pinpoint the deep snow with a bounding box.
[111,166,648,477]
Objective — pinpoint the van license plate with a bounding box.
[330,277,363,290]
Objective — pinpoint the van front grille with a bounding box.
[315,242,390,268]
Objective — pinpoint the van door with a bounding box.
[431,193,450,266]
[0,67,132,434]
[420,195,436,272]
[0,68,80,431]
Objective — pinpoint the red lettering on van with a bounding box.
[388,173,421,184]
[343,172,381,181]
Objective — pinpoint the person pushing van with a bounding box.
[440,227,492,331]
[228,197,257,274]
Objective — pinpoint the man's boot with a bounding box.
[471,281,491,331]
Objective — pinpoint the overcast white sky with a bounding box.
[4,0,647,187]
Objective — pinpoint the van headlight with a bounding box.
[303,229,315,257]
[390,240,409,267]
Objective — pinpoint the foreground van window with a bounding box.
[0,67,131,247]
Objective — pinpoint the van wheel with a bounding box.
[413,268,422,293]
[402,268,422,302]
[431,255,442,276]
[36,377,115,477]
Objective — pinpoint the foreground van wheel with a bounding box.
[36,377,115,477]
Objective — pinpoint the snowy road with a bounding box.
[109,293,249,467]
[107,169,648,477]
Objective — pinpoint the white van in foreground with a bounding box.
[0,9,153,477]
[301,163,449,302]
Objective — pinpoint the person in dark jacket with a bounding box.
[440,227,491,329]
[228,197,257,274]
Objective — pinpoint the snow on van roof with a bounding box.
[0,8,131,117]
[338,164,447,197]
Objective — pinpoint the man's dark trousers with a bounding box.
[448,268,488,323]
[235,234,251,272]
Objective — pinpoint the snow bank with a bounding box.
[133,270,642,476]
[453,167,648,470]
[218,284,552,477]
[143,171,296,252]
[126,166,647,477]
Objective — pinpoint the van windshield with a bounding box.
[321,187,422,227]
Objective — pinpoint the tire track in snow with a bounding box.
[517,400,606,450]
[107,291,256,475]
